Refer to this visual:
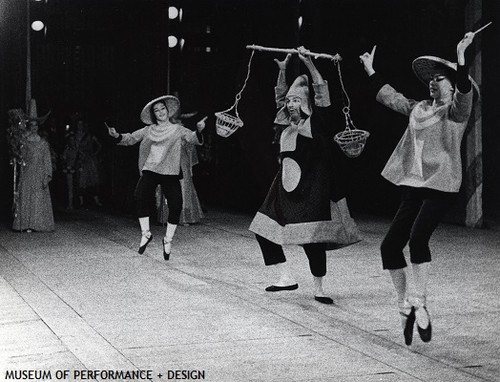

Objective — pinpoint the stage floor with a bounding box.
[1,208,499,381]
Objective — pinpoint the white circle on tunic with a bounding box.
[282,158,301,192]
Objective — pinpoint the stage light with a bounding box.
[168,35,178,48]
[168,6,179,19]
[298,16,303,29]
[31,20,44,31]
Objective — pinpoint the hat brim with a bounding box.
[140,95,180,125]
[26,109,51,125]
[412,56,480,100]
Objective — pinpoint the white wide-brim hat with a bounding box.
[412,56,480,100]
[140,95,181,125]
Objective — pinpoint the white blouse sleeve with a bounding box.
[118,126,148,146]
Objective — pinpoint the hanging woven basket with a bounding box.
[333,59,370,158]
[334,128,370,158]
[215,51,255,138]
[215,107,244,137]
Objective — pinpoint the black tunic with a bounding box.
[249,82,360,247]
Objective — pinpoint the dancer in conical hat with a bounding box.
[249,47,361,305]
[26,98,51,125]
[13,99,54,232]
[359,31,478,345]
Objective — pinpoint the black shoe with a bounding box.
[138,234,153,254]
[163,238,171,261]
[416,307,432,343]
[314,296,334,304]
[265,284,299,292]
[402,307,416,346]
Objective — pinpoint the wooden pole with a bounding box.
[246,45,341,62]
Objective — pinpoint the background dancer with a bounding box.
[12,100,54,232]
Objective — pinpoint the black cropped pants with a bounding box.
[135,170,182,225]
[256,234,327,277]
[380,186,456,270]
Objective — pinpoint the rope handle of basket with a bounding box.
[246,45,342,62]
[219,50,256,119]
[335,60,358,132]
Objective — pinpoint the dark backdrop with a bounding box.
[1,0,499,223]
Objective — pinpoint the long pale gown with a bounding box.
[12,137,55,232]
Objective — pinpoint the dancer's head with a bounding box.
[152,100,170,123]
[26,98,50,128]
[428,73,454,101]
[275,74,311,125]
[140,95,180,125]
[412,56,479,102]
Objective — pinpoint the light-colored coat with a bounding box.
[118,124,201,175]
[376,84,473,192]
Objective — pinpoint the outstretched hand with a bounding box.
[359,45,377,76]
[196,116,208,132]
[274,53,291,70]
[105,122,119,138]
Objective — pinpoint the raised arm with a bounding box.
[274,54,291,108]
[449,31,475,122]
[359,45,376,77]
[297,46,330,107]
[274,53,291,87]
[297,46,325,85]
[456,32,474,93]
[359,45,417,116]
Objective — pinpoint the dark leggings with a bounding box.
[135,170,182,224]
[380,186,456,270]
[256,234,327,277]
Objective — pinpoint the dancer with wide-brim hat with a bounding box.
[359,31,478,345]
[107,94,206,259]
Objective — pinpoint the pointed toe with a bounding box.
[265,284,299,292]
[402,307,416,346]
[163,238,171,260]
[138,234,153,254]
[314,296,334,304]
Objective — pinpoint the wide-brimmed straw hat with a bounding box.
[140,95,181,125]
[412,56,480,100]
[26,99,51,125]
